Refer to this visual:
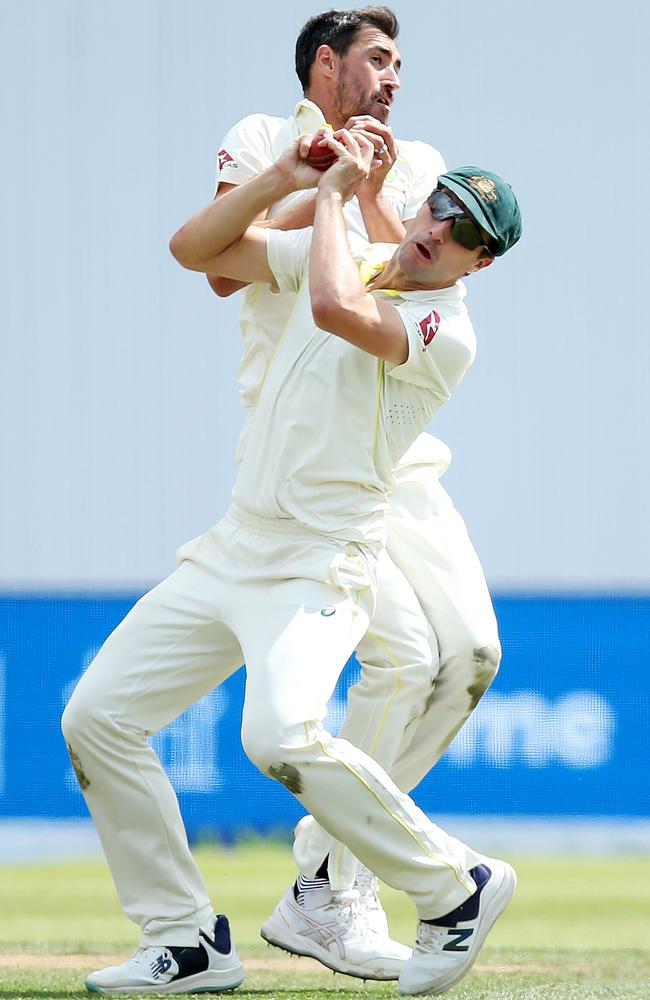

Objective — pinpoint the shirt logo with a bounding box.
[418,310,440,347]
[218,148,235,171]
[467,175,497,202]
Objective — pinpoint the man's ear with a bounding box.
[466,255,494,276]
[314,44,337,78]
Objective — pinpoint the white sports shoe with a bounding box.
[85,914,245,995]
[261,884,411,980]
[355,863,390,938]
[399,859,517,995]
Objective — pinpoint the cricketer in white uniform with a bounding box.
[62,126,522,997]
[210,7,504,970]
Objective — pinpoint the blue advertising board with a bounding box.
[1,594,648,838]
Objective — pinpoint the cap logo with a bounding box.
[467,176,497,202]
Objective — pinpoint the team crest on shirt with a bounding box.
[418,310,441,347]
[218,148,235,171]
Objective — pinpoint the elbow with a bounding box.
[311,294,349,333]
[169,226,199,270]
[169,227,189,267]
[207,274,238,298]
[310,293,333,330]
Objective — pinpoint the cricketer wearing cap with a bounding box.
[208,5,513,975]
[64,126,522,997]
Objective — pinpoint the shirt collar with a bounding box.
[294,98,329,129]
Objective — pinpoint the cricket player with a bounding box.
[208,6,506,977]
[62,124,522,996]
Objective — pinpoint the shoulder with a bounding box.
[398,290,476,356]
[394,138,446,174]
[222,111,288,142]
[398,281,476,350]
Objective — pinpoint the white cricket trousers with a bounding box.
[62,505,483,946]
[295,459,501,889]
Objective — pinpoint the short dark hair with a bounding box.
[295,7,399,92]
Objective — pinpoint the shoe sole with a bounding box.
[85,968,245,995]
[260,919,404,981]
[399,861,517,996]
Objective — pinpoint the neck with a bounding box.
[303,87,344,130]
[367,256,456,293]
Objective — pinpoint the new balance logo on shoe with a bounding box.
[399,858,517,996]
[84,913,245,994]
[442,928,473,952]
[149,953,174,977]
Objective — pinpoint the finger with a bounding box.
[312,126,334,146]
[344,114,384,133]
[297,133,314,159]
[348,128,389,155]
[352,133,376,168]
[330,128,362,155]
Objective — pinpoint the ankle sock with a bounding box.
[294,872,330,906]
[423,864,491,927]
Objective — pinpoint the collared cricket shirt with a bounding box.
[216,101,447,460]
[232,229,476,545]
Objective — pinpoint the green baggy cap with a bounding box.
[437,166,522,257]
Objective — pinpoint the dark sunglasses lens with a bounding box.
[427,190,463,220]
[451,218,484,251]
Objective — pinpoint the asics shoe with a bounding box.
[261,884,410,980]
[85,914,244,994]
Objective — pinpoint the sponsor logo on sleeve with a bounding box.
[418,310,441,347]
[218,148,236,171]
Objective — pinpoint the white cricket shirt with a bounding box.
[216,101,447,462]
[232,229,476,545]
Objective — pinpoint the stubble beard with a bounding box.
[334,70,390,125]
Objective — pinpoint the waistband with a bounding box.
[227,502,385,554]
[227,502,328,539]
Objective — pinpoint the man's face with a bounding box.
[397,196,493,289]
[333,27,401,124]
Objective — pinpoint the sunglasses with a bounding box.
[426,189,493,255]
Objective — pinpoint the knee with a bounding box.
[61,679,114,747]
[61,687,87,744]
[465,642,501,706]
[241,720,312,797]
[241,723,283,775]
[61,687,105,792]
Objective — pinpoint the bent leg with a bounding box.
[236,540,483,920]
[386,474,501,792]
[295,550,439,889]
[62,543,243,946]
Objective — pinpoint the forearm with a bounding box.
[258,193,317,232]
[170,165,294,270]
[310,188,367,318]
[357,190,406,243]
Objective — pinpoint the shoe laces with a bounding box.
[328,889,369,936]
[355,864,381,912]
[414,920,447,956]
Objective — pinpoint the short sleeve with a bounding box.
[401,141,447,221]
[215,114,281,192]
[266,228,313,294]
[387,302,476,400]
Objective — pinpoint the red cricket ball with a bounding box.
[305,135,337,172]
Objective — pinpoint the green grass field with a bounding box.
[0,842,648,999]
